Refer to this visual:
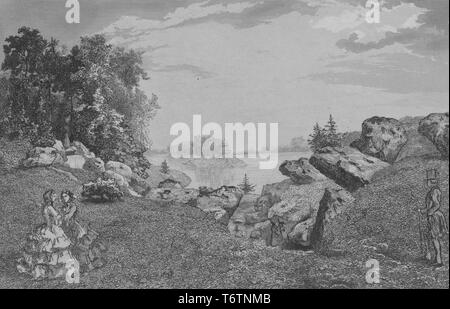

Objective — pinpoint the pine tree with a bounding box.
[160,160,170,174]
[308,123,327,152]
[324,114,342,148]
[239,174,256,194]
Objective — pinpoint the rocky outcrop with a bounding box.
[22,141,65,168]
[351,116,408,163]
[197,186,244,225]
[396,116,441,161]
[418,113,449,159]
[105,161,133,182]
[309,146,390,192]
[279,158,327,184]
[266,180,353,249]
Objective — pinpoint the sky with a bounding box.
[0,0,448,149]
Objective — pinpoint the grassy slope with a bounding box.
[0,139,449,288]
[324,155,449,288]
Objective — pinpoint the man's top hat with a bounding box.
[426,168,440,186]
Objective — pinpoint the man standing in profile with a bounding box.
[419,169,448,267]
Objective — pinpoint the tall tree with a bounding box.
[308,123,327,152]
[324,114,342,148]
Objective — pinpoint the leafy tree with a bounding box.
[1,27,160,178]
[160,160,170,174]
[239,174,256,194]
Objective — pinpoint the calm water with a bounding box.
[146,152,311,194]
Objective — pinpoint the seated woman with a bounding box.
[60,190,108,273]
[17,190,75,280]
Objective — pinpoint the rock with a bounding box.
[261,179,295,202]
[145,165,192,188]
[197,186,243,225]
[396,116,441,161]
[250,221,272,240]
[267,181,353,249]
[146,188,199,205]
[103,170,129,193]
[158,179,183,189]
[308,188,350,249]
[351,117,408,163]
[53,140,65,153]
[22,147,64,168]
[130,173,151,196]
[66,141,95,158]
[64,155,86,169]
[309,146,390,192]
[418,112,449,159]
[105,161,133,182]
[83,157,105,173]
[228,194,264,238]
[279,158,327,184]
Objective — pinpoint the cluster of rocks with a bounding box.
[20,140,192,198]
[150,112,449,251]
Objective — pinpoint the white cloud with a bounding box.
[101,1,257,35]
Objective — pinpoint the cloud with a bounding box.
[334,0,448,58]
[101,0,258,34]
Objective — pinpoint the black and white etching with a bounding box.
[0,0,448,290]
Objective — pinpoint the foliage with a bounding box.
[1,27,159,176]
[81,177,124,202]
[238,174,256,194]
[160,160,170,174]
[308,115,342,152]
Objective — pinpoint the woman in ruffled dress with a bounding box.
[17,190,75,280]
[60,190,107,273]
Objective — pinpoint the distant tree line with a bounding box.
[0,27,159,164]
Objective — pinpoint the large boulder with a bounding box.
[22,147,64,168]
[267,181,353,249]
[261,179,295,202]
[279,158,327,184]
[396,116,441,161]
[309,146,390,192]
[418,113,449,159]
[64,155,86,169]
[83,157,105,173]
[351,116,408,163]
[105,161,133,182]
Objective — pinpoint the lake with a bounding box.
[146,152,311,194]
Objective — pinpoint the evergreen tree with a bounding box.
[324,114,342,147]
[308,123,327,152]
[160,160,170,174]
[239,174,256,194]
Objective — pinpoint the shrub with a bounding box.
[81,178,124,202]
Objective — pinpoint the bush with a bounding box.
[81,178,124,202]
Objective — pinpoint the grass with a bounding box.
[0,146,449,288]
